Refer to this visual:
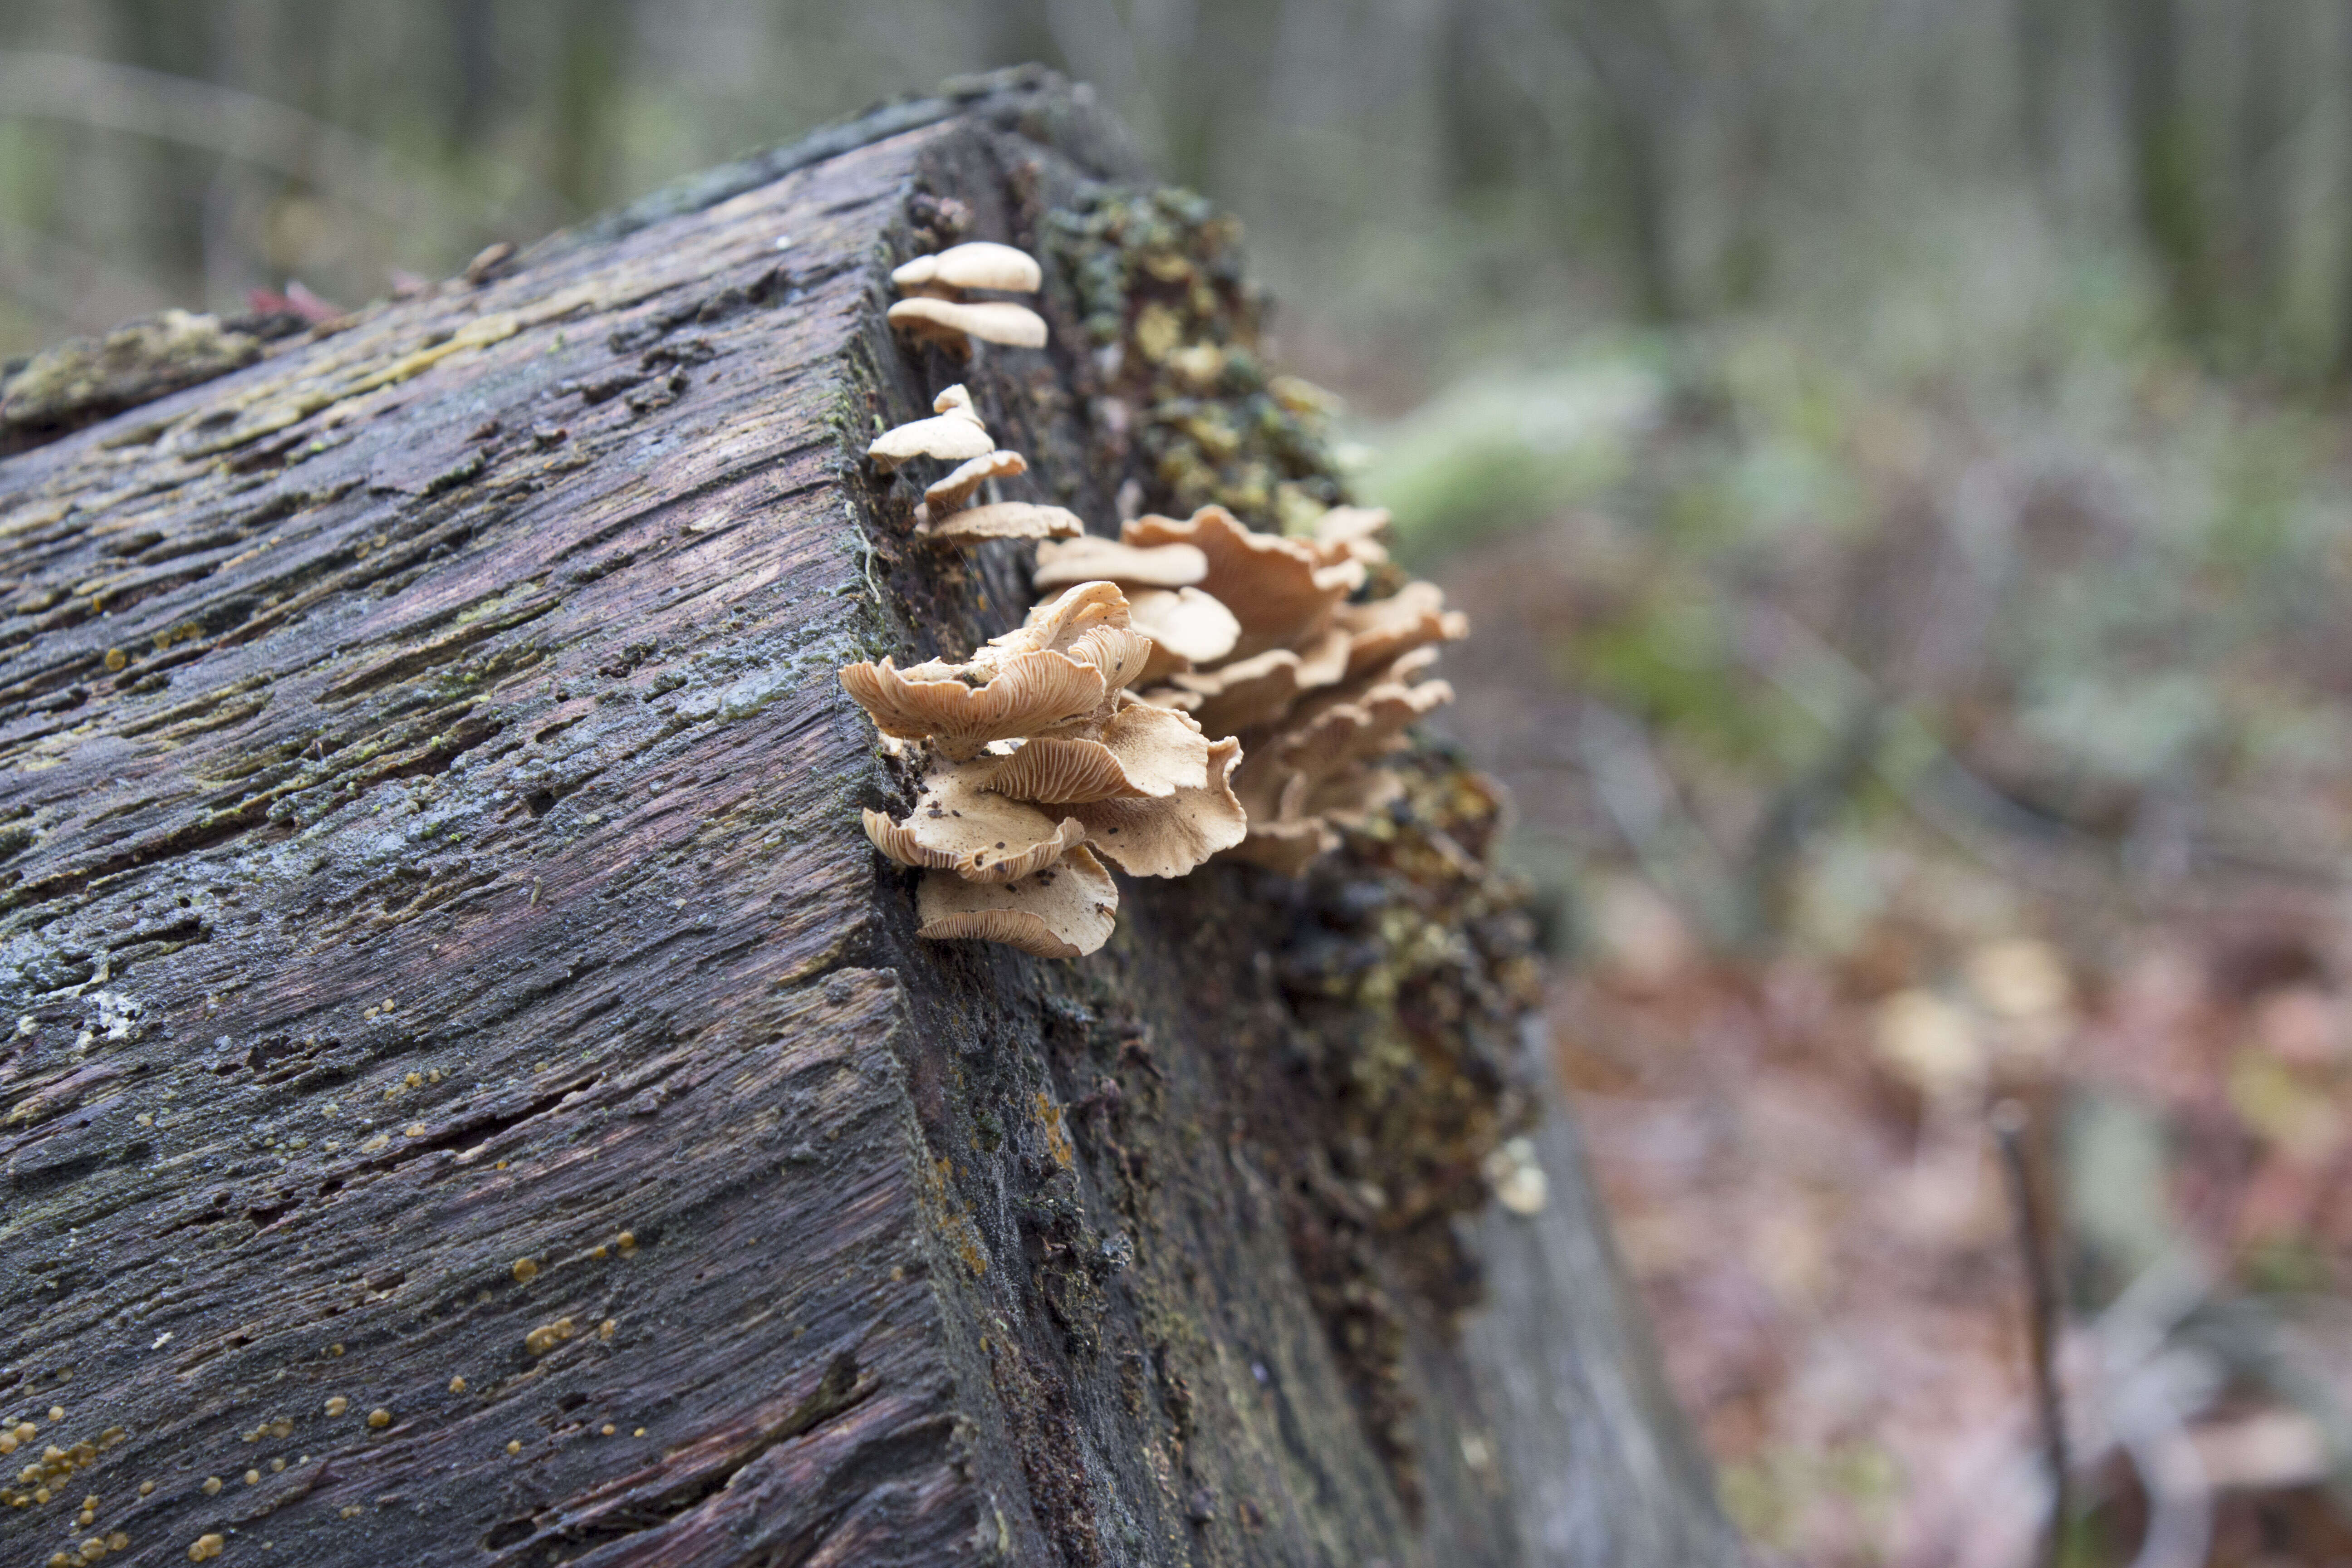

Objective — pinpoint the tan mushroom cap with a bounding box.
[888,297,1050,351]
[867,388,994,471]
[862,766,1088,882]
[1165,627,1349,737]
[921,500,1085,541]
[1069,736,1247,878]
[1126,587,1242,670]
[1311,505,1393,568]
[1333,580,1467,680]
[976,699,1212,803]
[1032,537,1208,591]
[892,242,1043,295]
[839,651,1108,760]
[1123,505,1365,662]
[916,844,1118,958]
[919,450,1028,521]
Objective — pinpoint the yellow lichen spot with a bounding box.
[494,1160,508,1170]
[47,1407,63,1423]
[427,1068,442,1083]
[615,1231,637,1257]
[522,1318,575,1356]
[328,1344,344,1358]
[632,1427,646,1438]
[324,1396,348,1417]
[404,1124,426,1137]
[108,1535,127,1552]
[50,1553,69,1568]
[79,1507,96,1524]
[267,1418,292,1439]
[1034,1093,1074,1169]
[402,1072,420,1088]
[448,1376,466,1394]
[588,1245,607,1261]
[505,1440,521,1456]
[33,1485,50,1503]
[268,1459,284,1474]
[242,1469,259,1485]
[201,1478,222,1495]
[366,1409,391,1430]
[340,1505,363,1519]
[0,1432,12,1455]
[134,1113,152,1127]
[138,1483,153,1498]
[597,1319,615,1342]
[598,1424,615,1436]
[359,1134,389,1153]
[12,1423,32,1441]
[188,1532,225,1562]
[510,1258,538,1284]
[103,649,127,673]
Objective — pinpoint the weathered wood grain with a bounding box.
[0,72,1733,1568]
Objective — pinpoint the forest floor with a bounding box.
[1392,316,2352,1567]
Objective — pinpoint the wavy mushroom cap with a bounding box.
[976,701,1209,803]
[1165,627,1350,737]
[1333,580,1468,680]
[892,241,1044,295]
[1032,537,1209,590]
[1123,505,1365,662]
[1067,737,1247,878]
[839,652,1109,759]
[920,501,1084,541]
[1124,587,1243,684]
[861,766,1088,882]
[915,844,1119,958]
[887,297,1050,352]
[919,450,1028,521]
[1311,505,1393,568]
[868,410,996,473]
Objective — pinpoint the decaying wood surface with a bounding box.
[0,70,1734,1568]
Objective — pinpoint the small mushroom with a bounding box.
[916,845,1119,958]
[919,501,1085,541]
[887,297,1050,355]
[1032,537,1208,590]
[863,766,1088,882]
[916,450,1028,524]
[892,242,1043,295]
[868,384,994,472]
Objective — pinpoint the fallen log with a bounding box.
[0,68,1735,1568]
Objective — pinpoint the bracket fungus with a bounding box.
[887,240,1050,355]
[842,583,1247,957]
[1095,505,1465,872]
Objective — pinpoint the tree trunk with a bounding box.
[0,69,1734,1568]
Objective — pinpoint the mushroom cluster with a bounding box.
[840,582,1247,958]
[1035,505,1465,875]
[867,384,1081,542]
[887,241,1049,355]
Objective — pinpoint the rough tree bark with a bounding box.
[0,69,1734,1568]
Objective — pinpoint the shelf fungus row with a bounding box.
[1034,505,1466,875]
[887,240,1049,355]
[840,583,1247,958]
[866,384,1080,542]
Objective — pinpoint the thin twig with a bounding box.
[1994,1099,2070,1568]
